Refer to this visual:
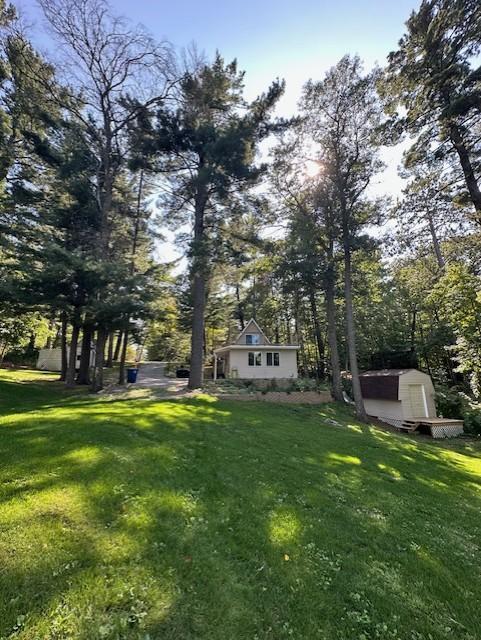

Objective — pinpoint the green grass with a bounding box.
[1,369,481,640]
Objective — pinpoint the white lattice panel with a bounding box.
[430,424,464,439]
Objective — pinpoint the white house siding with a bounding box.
[37,348,63,371]
[398,370,436,418]
[364,398,404,421]
[36,347,95,372]
[228,348,298,379]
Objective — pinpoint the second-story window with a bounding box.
[246,334,260,345]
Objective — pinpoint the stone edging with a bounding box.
[214,390,332,404]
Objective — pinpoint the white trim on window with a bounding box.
[248,351,262,366]
[266,352,280,366]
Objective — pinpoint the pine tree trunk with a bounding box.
[236,284,245,330]
[426,211,445,268]
[77,321,93,385]
[59,311,68,382]
[91,327,107,392]
[52,324,62,349]
[294,296,309,376]
[113,331,123,361]
[285,314,292,343]
[45,315,56,349]
[190,269,206,388]
[342,223,367,421]
[449,123,481,222]
[189,184,208,390]
[409,306,417,361]
[118,329,129,385]
[106,331,114,368]
[309,290,325,379]
[66,310,81,387]
[419,324,433,378]
[325,258,343,402]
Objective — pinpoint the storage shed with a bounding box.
[360,369,463,438]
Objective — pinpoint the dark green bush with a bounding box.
[435,386,464,418]
[464,407,481,435]
[435,385,481,436]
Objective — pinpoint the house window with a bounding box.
[248,351,262,366]
[246,334,260,345]
[266,352,280,366]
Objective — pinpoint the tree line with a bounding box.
[1,0,481,422]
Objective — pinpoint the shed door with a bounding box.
[408,384,427,417]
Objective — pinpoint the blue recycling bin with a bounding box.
[127,367,139,383]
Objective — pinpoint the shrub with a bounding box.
[435,385,481,436]
[464,405,481,435]
[435,385,464,418]
[293,378,320,392]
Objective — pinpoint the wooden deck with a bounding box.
[399,417,464,438]
[417,417,464,425]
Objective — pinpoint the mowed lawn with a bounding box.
[1,371,481,640]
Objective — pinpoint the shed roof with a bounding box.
[359,369,431,401]
[360,369,416,377]
[359,369,412,401]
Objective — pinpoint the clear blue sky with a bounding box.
[19,0,418,115]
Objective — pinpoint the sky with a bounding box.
[19,0,418,113]
[17,0,420,263]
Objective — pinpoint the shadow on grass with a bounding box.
[0,375,480,639]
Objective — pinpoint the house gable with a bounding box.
[234,319,271,346]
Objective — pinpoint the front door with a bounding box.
[408,384,427,417]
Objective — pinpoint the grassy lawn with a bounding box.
[0,370,480,640]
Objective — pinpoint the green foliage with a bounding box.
[436,384,481,436]
[382,0,481,217]
[430,263,481,396]
[435,385,465,419]
[0,311,34,360]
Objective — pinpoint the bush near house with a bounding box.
[206,377,329,394]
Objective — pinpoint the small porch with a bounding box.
[397,417,464,439]
[213,351,231,381]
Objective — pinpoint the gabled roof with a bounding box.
[214,344,299,354]
[234,318,271,345]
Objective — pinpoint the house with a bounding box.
[213,319,299,380]
[36,346,95,372]
[360,369,463,438]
